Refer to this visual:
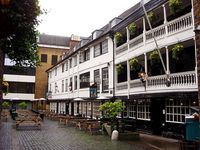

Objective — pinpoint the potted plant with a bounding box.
[99,100,124,136]
[2,101,10,109]
[147,11,157,23]
[18,102,28,110]
[169,0,183,14]
[150,50,160,65]
[128,22,137,36]
[171,44,183,60]
[115,32,123,45]
[116,64,124,75]
[129,58,140,71]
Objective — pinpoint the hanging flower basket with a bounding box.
[115,32,123,44]
[150,50,160,65]
[116,64,124,75]
[128,22,137,35]
[129,58,140,71]
[172,44,183,60]
[2,80,9,95]
[147,11,157,23]
[169,0,183,14]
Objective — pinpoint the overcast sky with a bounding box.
[38,0,140,37]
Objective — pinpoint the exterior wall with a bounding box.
[194,0,200,110]
[48,37,114,100]
[35,46,67,99]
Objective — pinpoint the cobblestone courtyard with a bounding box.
[0,119,158,150]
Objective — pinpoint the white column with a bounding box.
[163,4,168,36]
[144,53,148,87]
[127,60,130,99]
[165,46,170,74]
[143,17,146,46]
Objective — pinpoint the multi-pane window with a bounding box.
[65,61,68,71]
[94,40,108,57]
[69,58,72,68]
[54,82,57,93]
[49,84,52,92]
[61,80,64,92]
[94,69,100,92]
[101,40,108,54]
[69,77,73,91]
[49,71,52,78]
[123,102,128,117]
[74,55,77,66]
[94,44,101,57]
[8,82,35,93]
[80,72,90,89]
[74,76,77,90]
[165,99,193,123]
[65,79,68,92]
[137,99,150,120]
[62,64,65,72]
[79,49,90,63]
[102,67,108,92]
[51,55,58,65]
[41,54,47,63]
[55,68,57,76]
[129,101,136,118]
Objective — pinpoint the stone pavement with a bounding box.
[0,118,179,150]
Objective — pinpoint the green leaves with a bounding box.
[172,44,183,60]
[99,100,124,121]
[0,0,42,67]
[169,0,183,14]
[128,22,137,35]
[116,64,124,75]
[129,58,140,71]
[18,102,28,109]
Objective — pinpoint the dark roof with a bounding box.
[38,34,70,47]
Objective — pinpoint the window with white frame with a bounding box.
[54,82,57,93]
[80,72,90,89]
[94,69,100,92]
[79,49,90,63]
[101,40,108,54]
[55,67,57,76]
[49,84,52,92]
[165,99,193,123]
[65,61,68,71]
[61,80,64,92]
[49,71,52,78]
[74,55,77,66]
[65,79,68,92]
[123,101,128,117]
[94,44,101,57]
[137,99,150,120]
[69,77,73,91]
[62,63,65,72]
[129,101,137,118]
[74,76,77,90]
[69,58,72,68]
[102,67,108,92]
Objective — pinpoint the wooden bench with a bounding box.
[16,115,42,130]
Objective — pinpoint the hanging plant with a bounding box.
[169,0,183,14]
[172,44,184,60]
[114,32,123,44]
[129,58,140,71]
[2,80,9,95]
[128,22,137,35]
[2,101,10,109]
[116,64,124,75]
[150,50,160,65]
[147,11,157,23]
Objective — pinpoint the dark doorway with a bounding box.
[65,103,69,115]
[71,102,74,116]
[151,98,165,135]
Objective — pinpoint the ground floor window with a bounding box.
[137,99,150,120]
[123,101,137,119]
[165,99,197,123]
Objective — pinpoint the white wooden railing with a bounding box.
[115,12,193,55]
[116,71,197,92]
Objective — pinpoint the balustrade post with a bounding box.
[163,4,168,36]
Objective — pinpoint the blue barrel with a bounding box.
[185,117,200,141]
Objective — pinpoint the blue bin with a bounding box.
[185,117,200,141]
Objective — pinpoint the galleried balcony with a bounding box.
[115,0,193,56]
[116,40,197,95]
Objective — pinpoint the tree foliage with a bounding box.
[0,0,42,67]
[18,101,28,109]
[99,100,124,121]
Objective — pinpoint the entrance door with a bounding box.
[151,99,165,135]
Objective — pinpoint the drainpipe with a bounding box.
[109,31,115,101]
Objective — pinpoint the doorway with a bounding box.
[151,98,165,135]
